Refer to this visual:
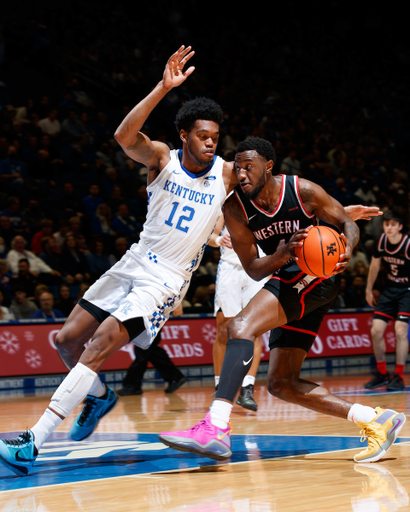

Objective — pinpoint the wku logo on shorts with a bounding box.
[293,275,316,293]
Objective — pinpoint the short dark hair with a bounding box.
[236,137,276,163]
[174,97,224,132]
[383,209,402,224]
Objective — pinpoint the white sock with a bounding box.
[31,408,63,450]
[347,403,377,424]
[242,375,255,387]
[215,376,220,387]
[88,377,106,397]
[210,399,232,429]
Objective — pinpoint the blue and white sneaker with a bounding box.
[70,386,118,441]
[0,430,38,476]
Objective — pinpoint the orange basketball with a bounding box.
[294,226,345,277]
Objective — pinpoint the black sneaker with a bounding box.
[117,386,143,396]
[364,371,390,389]
[386,373,405,392]
[236,384,258,411]
[165,376,187,393]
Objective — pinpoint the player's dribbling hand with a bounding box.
[163,46,195,90]
[331,233,350,275]
[286,226,312,259]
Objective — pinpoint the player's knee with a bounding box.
[227,315,250,339]
[267,376,290,401]
[54,329,75,353]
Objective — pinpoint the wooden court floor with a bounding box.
[0,372,409,512]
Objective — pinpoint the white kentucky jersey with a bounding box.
[139,149,226,272]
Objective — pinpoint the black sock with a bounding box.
[216,338,254,402]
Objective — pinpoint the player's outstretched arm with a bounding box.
[343,204,383,221]
[298,178,359,274]
[114,46,195,179]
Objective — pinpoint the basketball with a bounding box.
[294,226,345,277]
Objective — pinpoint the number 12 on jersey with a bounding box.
[165,201,195,233]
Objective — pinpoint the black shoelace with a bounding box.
[3,430,31,446]
[78,397,97,425]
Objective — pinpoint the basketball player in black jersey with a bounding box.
[365,210,410,391]
[160,137,405,464]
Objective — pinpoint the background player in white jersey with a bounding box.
[365,209,410,391]
[0,45,238,477]
[209,214,268,410]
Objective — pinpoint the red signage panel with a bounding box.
[0,312,397,377]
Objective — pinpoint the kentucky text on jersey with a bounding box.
[163,179,215,205]
[254,220,300,241]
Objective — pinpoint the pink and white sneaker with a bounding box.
[158,413,232,461]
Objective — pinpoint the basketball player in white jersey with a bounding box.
[210,214,268,410]
[0,45,237,477]
[0,45,385,476]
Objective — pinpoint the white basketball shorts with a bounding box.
[214,260,267,318]
[83,242,190,349]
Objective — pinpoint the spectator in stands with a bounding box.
[61,110,87,139]
[53,219,70,250]
[280,149,301,176]
[0,237,6,258]
[60,234,90,284]
[7,236,61,281]
[345,244,370,275]
[38,109,61,137]
[0,198,26,236]
[31,291,64,320]
[0,146,26,189]
[332,276,347,309]
[204,249,220,279]
[107,185,125,215]
[111,203,141,240]
[86,239,111,283]
[130,185,148,223]
[92,203,115,239]
[33,284,51,308]
[10,258,39,299]
[38,236,68,282]
[0,215,15,249]
[0,288,15,321]
[108,236,128,265]
[22,199,46,235]
[54,283,75,318]
[0,259,12,297]
[30,219,55,254]
[10,285,38,319]
[82,183,103,216]
[67,216,84,240]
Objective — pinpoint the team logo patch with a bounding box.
[293,275,316,293]
[3,431,408,491]
[203,175,216,187]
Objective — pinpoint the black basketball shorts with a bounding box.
[263,263,340,353]
[374,286,410,324]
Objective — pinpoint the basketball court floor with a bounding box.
[0,371,409,511]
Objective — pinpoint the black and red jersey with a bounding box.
[234,174,316,261]
[373,233,410,287]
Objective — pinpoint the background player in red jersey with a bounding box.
[365,210,410,391]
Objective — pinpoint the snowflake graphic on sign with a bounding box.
[25,349,42,368]
[202,323,217,343]
[0,331,20,354]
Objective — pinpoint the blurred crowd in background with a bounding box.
[0,1,409,321]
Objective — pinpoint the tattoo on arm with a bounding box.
[224,199,247,226]
[299,185,315,205]
[126,133,154,159]
[343,218,360,248]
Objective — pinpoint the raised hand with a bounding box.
[163,45,195,90]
